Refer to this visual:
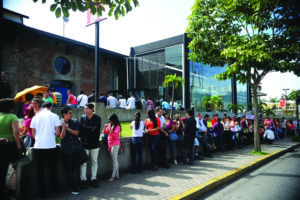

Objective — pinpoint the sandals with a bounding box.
[108,177,114,182]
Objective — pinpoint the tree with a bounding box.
[262,107,275,117]
[227,104,245,115]
[289,90,300,120]
[187,0,300,152]
[33,0,139,19]
[201,95,212,111]
[210,95,224,112]
[162,74,184,118]
[269,97,279,103]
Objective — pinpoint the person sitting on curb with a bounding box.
[263,126,275,144]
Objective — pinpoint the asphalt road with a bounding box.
[200,148,300,200]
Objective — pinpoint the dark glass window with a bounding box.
[54,57,71,75]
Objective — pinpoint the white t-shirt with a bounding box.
[127,97,136,109]
[107,96,118,108]
[157,115,165,128]
[264,129,275,140]
[119,99,126,108]
[31,109,61,149]
[77,94,88,107]
[131,121,144,137]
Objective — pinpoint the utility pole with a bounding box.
[283,88,290,116]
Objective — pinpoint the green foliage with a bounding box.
[120,122,132,137]
[33,0,139,19]
[269,97,279,103]
[288,90,300,101]
[291,135,300,142]
[227,104,245,114]
[261,107,275,117]
[250,150,269,155]
[201,95,224,112]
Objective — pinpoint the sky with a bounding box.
[3,0,300,100]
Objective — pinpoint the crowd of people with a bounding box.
[1,81,300,198]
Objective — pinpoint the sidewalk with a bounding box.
[23,139,299,200]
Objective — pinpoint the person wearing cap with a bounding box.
[78,103,101,189]
[30,102,61,198]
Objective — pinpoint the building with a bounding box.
[2,8,127,104]
[128,34,250,111]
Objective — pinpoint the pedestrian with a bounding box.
[212,117,224,153]
[118,95,126,109]
[196,113,212,157]
[103,114,121,181]
[43,90,53,104]
[146,97,154,110]
[66,90,77,107]
[144,109,161,171]
[154,98,161,108]
[174,114,185,164]
[60,107,81,195]
[130,112,144,174]
[182,109,196,165]
[20,107,35,149]
[87,89,95,103]
[140,96,147,111]
[99,92,107,107]
[0,99,21,199]
[22,93,34,116]
[156,107,170,168]
[51,88,62,107]
[79,103,101,189]
[31,98,42,114]
[135,97,143,109]
[0,72,12,98]
[263,126,275,144]
[30,102,61,198]
[106,94,118,109]
[164,111,178,164]
[77,90,88,108]
[127,94,136,109]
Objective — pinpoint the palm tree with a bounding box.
[162,74,184,118]
[201,95,211,111]
[262,107,275,117]
[269,97,279,103]
[210,95,224,112]
[289,90,300,119]
[227,104,245,114]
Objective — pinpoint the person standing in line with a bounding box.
[156,107,170,169]
[127,94,136,109]
[87,89,95,103]
[66,90,77,107]
[43,90,53,104]
[144,109,161,171]
[174,114,185,165]
[98,92,107,107]
[163,111,177,164]
[182,109,196,165]
[106,94,118,109]
[130,112,144,174]
[146,97,155,110]
[51,88,62,107]
[77,90,88,108]
[103,114,121,182]
[0,99,21,199]
[135,97,143,109]
[30,102,61,198]
[60,107,81,195]
[212,118,224,153]
[195,113,212,157]
[79,103,101,189]
[118,95,127,109]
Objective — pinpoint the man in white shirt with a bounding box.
[107,94,118,108]
[195,113,212,157]
[77,90,88,108]
[263,126,275,144]
[127,94,136,109]
[30,102,61,198]
[118,95,126,109]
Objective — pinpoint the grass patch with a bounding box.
[291,135,300,142]
[120,122,132,137]
[250,150,269,156]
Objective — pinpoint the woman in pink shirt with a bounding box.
[103,113,121,182]
[20,107,35,148]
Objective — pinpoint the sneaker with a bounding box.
[80,180,88,189]
[91,179,99,188]
[174,160,178,165]
[71,188,79,195]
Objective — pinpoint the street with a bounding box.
[200,147,300,200]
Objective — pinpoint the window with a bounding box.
[54,57,71,75]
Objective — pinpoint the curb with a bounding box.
[169,143,300,200]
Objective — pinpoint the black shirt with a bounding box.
[79,114,101,149]
[60,118,81,154]
[135,100,143,109]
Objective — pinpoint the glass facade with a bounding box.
[189,61,232,112]
[134,44,183,103]
[237,81,248,110]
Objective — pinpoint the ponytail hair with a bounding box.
[134,112,141,130]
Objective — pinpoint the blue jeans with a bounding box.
[131,137,144,173]
[148,135,159,167]
[196,132,211,156]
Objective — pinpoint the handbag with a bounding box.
[169,132,179,141]
[76,148,89,166]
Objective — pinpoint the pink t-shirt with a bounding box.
[104,125,121,151]
[24,118,33,139]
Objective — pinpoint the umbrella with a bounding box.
[14,85,48,102]
[246,115,254,120]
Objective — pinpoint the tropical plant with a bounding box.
[210,95,224,112]
[162,74,184,118]
[289,90,300,119]
[269,97,279,103]
[33,0,139,19]
[262,108,275,117]
[186,0,300,152]
[227,104,245,114]
[201,95,211,111]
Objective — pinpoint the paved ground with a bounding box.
[7,138,300,200]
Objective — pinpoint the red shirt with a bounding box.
[289,124,295,130]
[211,117,217,126]
[144,118,161,135]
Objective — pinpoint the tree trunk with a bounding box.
[252,84,261,152]
[171,84,174,119]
